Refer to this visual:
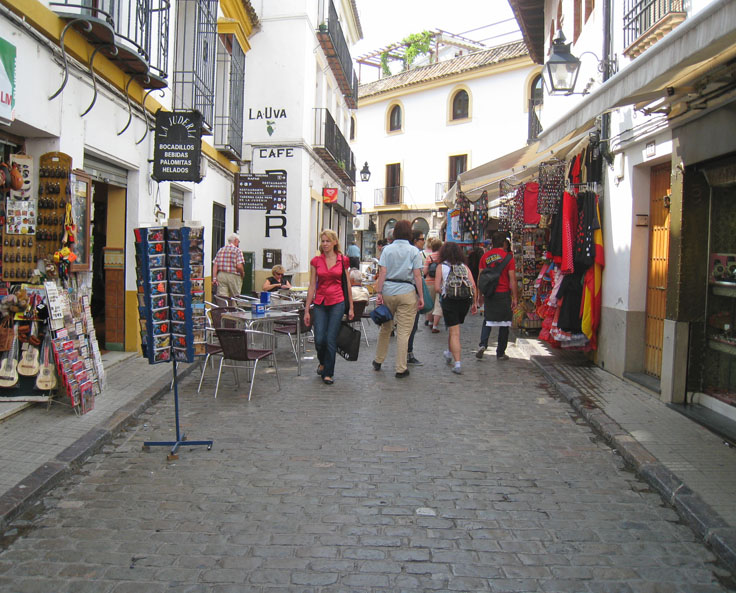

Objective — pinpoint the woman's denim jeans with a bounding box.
[312,302,344,377]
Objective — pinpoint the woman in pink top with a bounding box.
[304,230,354,385]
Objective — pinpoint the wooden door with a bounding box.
[644,163,671,377]
[386,163,401,204]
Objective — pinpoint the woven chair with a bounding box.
[214,327,281,400]
[197,306,245,393]
[273,307,312,363]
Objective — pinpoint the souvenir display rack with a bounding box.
[513,228,547,330]
[134,225,212,458]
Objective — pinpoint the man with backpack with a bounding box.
[476,231,517,361]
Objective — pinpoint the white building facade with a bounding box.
[352,41,538,257]
[239,0,362,288]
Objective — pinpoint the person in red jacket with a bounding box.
[476,232,517,361]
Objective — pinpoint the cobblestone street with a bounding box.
[0,318,733,592]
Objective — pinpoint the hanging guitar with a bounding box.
[35,333,57,391]
[0,325,20,388]
[18,322,41,377]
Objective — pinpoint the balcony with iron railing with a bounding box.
[49,0,170,88]
[623,0,686,59]
[317,0,359,108]
[375,186,406,207]
[313,108,356,186]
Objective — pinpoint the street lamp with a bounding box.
[360,162,371,182]
[543,31,581,95]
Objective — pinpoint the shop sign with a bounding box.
[353,201,362,215]
[152,111,202,182]
[0,38,16,122]
[237,170,287,212]
[323,188,338,203]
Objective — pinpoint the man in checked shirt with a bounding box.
[212,233,245,298]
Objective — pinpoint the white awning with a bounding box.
[443,125,592,206]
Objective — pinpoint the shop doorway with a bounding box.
[644,163,671,378]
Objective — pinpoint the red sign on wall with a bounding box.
[323,187,338,203]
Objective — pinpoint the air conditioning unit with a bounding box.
[353,214,369,231]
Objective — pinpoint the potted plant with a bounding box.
[318,22,327,33]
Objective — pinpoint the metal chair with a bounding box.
[197,306,245,393]
[213,294,232,307]
[214,327,281,400]
[350,300,370,346]
[273,307,312,363]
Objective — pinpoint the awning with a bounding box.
[538,0,736,151]
[443,125,593,206]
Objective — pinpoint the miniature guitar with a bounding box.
[0,326,19,388]
[35,333,57,391]
[18,322,40,377]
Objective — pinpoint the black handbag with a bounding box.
[340,257,350,315]
[336,321,361,361]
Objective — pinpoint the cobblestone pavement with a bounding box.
[0,318,734,592]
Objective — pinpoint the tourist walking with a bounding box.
[372,220,424,378]
[434,241,477,374]
[476,231,517,361]
[304,230,354,385]
[212,233,245,298]
[406,229,427,365]
[423,237,443,331]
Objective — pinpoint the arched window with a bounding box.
[528,74,543,143]
[452,89,469,120]
[411,218,429,237]
[384,218,397,238]
[389,105,402,131]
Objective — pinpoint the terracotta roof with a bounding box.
[358,41,529,99]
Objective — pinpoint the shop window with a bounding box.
[451,89,469,120]
[214,32,245,160]
[388,104,402,132]
[172,0,218,132]
[411,217,429,237]
[384,218,397,238]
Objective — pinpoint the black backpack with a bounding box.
[426,260,438,279]
[477,253,512,298]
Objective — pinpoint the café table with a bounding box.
[222,309,302,375]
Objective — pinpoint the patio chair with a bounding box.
[197,306,245,393]
[213,294,232,307]
[273,306,312,363]
[214,327,281,400]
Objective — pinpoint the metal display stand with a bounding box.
[135,225,212,459]
[143,360,212,460]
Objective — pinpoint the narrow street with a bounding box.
[0,318,733,592]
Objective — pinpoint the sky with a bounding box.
[350,0,521,59]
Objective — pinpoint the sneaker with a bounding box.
[452,363,462,375]
[395,369,410,378]
[475,346,486,360]
[497,354,510,361]
[407,354,423,366]
[372,360,382,371]
[443,350,453,365]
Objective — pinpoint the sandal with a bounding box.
[322,376,334,385]
[316,365,324,376]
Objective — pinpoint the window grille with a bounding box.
[214,34,245,160]
[173,0,218,132]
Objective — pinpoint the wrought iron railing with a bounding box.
[49,0,170,84]
[314,108,356,184]
[375,186,405,207]
[435,182,451,203]
[623,0,685,49]
[318,0,358,106]
[528,97,543,144]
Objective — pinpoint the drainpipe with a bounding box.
[601,0,613,163]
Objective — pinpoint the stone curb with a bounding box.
[0,361,196,533]
[517,338,736,574]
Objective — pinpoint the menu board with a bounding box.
[237,170,287,212]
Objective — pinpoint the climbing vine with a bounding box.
[380,51,391,77]
[402,31,433,70]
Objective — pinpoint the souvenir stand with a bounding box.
[0,150,106,415]
[494,142,605,350]
[134,224,212,459]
